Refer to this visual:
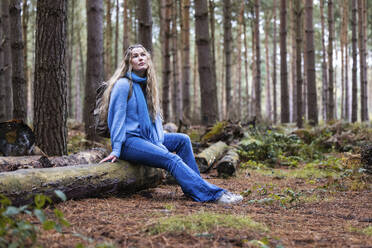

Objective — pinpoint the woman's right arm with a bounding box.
[106,79,130,159]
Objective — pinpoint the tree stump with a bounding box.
[216,148,239,177]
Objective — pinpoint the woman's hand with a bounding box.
[99,155,118,163]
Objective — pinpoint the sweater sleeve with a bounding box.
[107,79,130,157]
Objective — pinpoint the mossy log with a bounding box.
[216,148,239,177]
[195,141,228,173]
[0,148,108,172]
[0,161,163,206]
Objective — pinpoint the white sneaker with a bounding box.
[216,191,243,204]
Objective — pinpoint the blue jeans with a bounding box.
[120,133,225,202]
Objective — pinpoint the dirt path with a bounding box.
[35,164,372,248]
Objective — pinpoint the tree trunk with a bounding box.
[305,0,318,125]
[67,0,75,119]
[209,0,217,114]
[192,44,199,122]
[320,0,328,121]
[22,0,30,120]
[351,0,358,122]
[34,0,67,156]
[194,0,218,125]
[295,0,302,128]
[137,0,153,54]
[161,0,171,122]
[343,0,350,122]
[9,0,26,121]
[223,0,232,119]
[114,0,119,68]
[237,2,244,119]
[280,0,289,123]
[358,0,368,121]
[122,0,129,53]
[181,0,190,121]
[243,13,250,120]
[104,0,112,79]
[327,0,335,121]
[84,0,104,140]
[254,0,261,119]
[171,0,180,122]
[290,0,296,122]
[0,161,163,206]
[272,0,277,123]
[0,8,5,121]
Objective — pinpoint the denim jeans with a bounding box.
[120,133,225,202]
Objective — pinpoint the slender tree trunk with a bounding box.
[223,0,232,119]
[137,0,153,54]
[351,0,358,122]
[243,13,250,120]
[250,11,256,118]
[320,0,328,121]
[67,0,75,119]
[280,0,289,123]
[302,1,307,121]
[254,0,261,119]
[290,0,296,122]
[237,1,244,119]
[305,0,318,125]
[272,0,277,123]
[161,0,171,122]
[294,0,302,128]
[343,0,350,122]
[181,0,190,121]
[358,0,368,121]
[171,0,181,122]
[209,0,217,108]
[84,0,104,140]
[34,0,67,156]
[123,0,129,53]
[327,0,335,121]
[104,0,112,79]
[195,0,218,125]
[192,44,199,122]
[0,0,13,121]
[9,0,26,121]
[0,8,4,121]
[22,0,30,121]
[264,17,271,121]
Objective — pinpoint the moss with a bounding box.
[201,121,228,142]
[147,211,268,235]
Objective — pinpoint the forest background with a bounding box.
[0,0,371,156]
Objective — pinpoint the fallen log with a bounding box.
[195,141,228,173]
[216,148,239,177]
[0,148,108,172]
[0,161,163,206]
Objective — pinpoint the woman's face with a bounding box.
[130,47,148,76]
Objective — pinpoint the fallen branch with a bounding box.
[195,141,228,173]
[0,161,163,206]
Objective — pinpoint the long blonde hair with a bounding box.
[99,44,160,122]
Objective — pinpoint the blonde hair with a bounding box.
[98,44,160,122]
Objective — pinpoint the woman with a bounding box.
[99,44,242,204]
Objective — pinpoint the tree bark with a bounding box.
[0,161,163,206]
[209,0,217,116]
[254,0,261,119]
[320,0,328,121]
[67,0,75,119]
[161,0,171,122]
[114,0,119,68]
[22,0,30,120]
[122,0,129,53]
[223,0,232,119]
[84,0,104,140]
[295,0,303,128]
[290,0,296,122]
[171,0,180,122]
[194,0,218,125]
[343,0,349,122]
[104,0,113,79]
[181,0,191,121]
[327,0,335,121]
[195,141,228,173]
[305,0,318,125]
[358,0,368,121]
[272,0,277,123]
[280,0,289,123]
[237,2,244,119]
[34,0,68,156]
[216,148,239,177]
[243,13,250,120]
[9,0,26,121]
[137,0,153,54]
[351,0,358,122]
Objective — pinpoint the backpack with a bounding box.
[93,78,132,138]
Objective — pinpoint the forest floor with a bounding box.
[36,161,372,248]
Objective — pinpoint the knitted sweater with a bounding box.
[107,77,164,157]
